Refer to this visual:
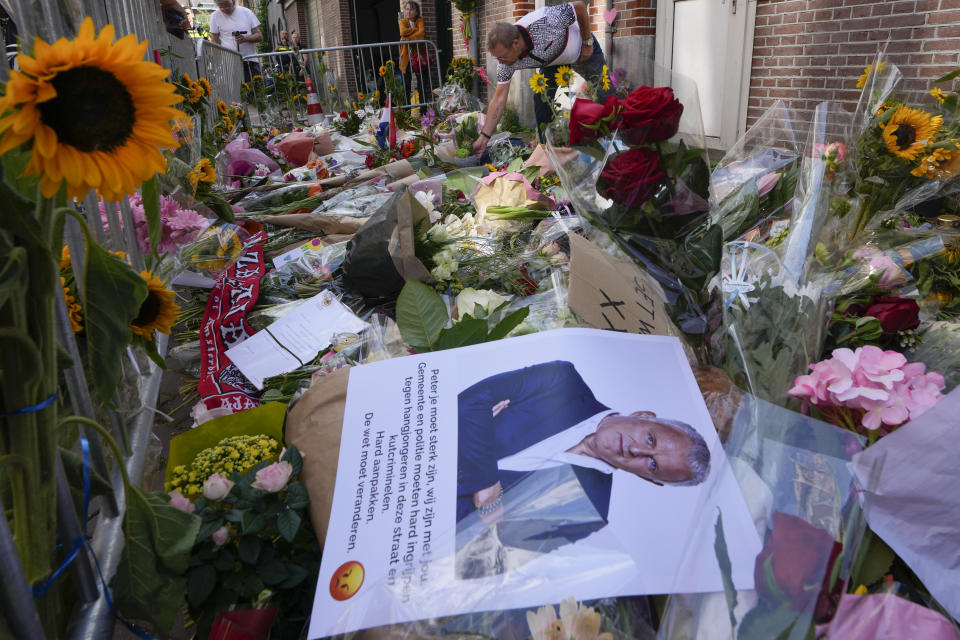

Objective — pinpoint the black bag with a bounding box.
[341,192,406,302]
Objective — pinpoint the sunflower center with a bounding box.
[892,124,916,149]
[133,291,160,327]
[37,66,136,152]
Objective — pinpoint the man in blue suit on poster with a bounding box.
[456,360,711,561]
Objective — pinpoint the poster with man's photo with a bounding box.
[309,329,761,638]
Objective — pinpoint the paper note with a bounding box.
[568,234,671,336]
[226,290,366,389]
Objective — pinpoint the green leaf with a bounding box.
[109,487,200,636]
[214,549,236,571]
[282,445,303,478]
[59,447,114,500]
[852,532,895,589]
[713,511,739,628]
[83,244,147,404]
[237,535,261,564]
[187,564,217,606]
[284,481,310,510]
[278,563,309,589]
[0,146,40,203]
[141,175,161,255]
[435,317,488,350]
[737,602,803,640]
[935,69,960,83]
[487,307,529,341]
[277,509,301,543]
[396,280,448,351]
[258,559,289,585]
[241,511,266,535]
[196,519,223,542]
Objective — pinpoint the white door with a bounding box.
[655,0,755,150]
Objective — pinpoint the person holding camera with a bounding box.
[209,0,263,81]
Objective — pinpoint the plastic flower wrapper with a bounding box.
[708,101,801,245]
[545,69,716,334]
[172,113,203,168]
[178,221,252,276]
[908,320,960,391]
[504,271,576,336]
[815,585,960,640]
[656,394,874,640]
[838,55,960,240]
[777,100,854,282]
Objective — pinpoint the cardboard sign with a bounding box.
[568,234,671,336]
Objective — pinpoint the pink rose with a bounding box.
[212,526,229,547]
[202,473,235,501]
[251,461,293,493]
[168,490,195,513]
[852,246,907,290]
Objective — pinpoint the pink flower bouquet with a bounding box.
[789,345,945,439]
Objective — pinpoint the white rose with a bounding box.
[456,288,509,319]
[427,223,452,243]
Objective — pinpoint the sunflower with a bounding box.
[190,226,243,272]
[0,17,184,201]
[601,64,611,91]
[881,106,943,161]
[911,147,960,180]
[930,87,947,104]
[529,72,547,94]
[187,82,204,104]
[188,158,217,191]
[374,90,381,101]
[130,271,179,339]
[59,245,71,272]
[252,74,263,82]
[241,81,251,92]
[60,276,83,333]
[379,65,387,77]
[198,77,212,96]
[856,60,886,90]
[554,66,574,88]
[358,91,365,100]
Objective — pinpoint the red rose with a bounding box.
[617,86,683,145]
[598,148,666,208]
[863,297,920,336]
[569,95,620,145]
[339,111,349,118]
[754,512,842,613]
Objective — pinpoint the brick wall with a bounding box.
[748,0,960,133]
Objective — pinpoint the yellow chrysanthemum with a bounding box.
[601,64,611,91]
[0,17,184,201]
[187,157,216,191]
[379,65,387,77]
[130,271,179,339]
[881,106,943,161]
[529,72,547,94]
[554,66,574,88]
[856,60,886,90]
[198,77,212,96]
[911,147,960,180]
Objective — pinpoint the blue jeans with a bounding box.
[534,34,614,137]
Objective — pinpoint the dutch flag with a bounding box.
[376,93,396,150]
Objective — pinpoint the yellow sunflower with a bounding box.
[529,72,547,94]
[856,60,886,90]
[911,147,960,180]
[358,91,365,100]
[59,245,71,272]
[601,64,611,91]
[188,158,217,191]
[0,17,184,201]
[242,81,251,92]
[217,99,229,115]
[198,77,212,96]
[554,65,574,88]
[130,271,179,339]
[374,90,381,101]
[60,276,83,333]
[252,74,263,82]
[379,65,387,77]
[187,82,204,104]
[880,106,943,161]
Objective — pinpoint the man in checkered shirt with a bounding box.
[473,1,613,157]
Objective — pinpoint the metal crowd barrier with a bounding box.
[242,39,443,129]
[196,38,244,123]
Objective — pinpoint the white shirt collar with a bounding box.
[497,411,617,474]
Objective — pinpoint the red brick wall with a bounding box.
[748,0,960,130]
[600,0,655,38]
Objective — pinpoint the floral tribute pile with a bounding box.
[3,10,960,640]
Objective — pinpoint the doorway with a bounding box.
[655,0,756,150]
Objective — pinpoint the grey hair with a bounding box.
[487,22,520,50]
[648,417,711,486]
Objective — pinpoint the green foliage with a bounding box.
[713,511,739,629]
[185,445,319,639]
[256,1,271,53]
[82,242,148,404]
[110,488,201,636]
[395,280,530,352]
[141,175,162,255]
